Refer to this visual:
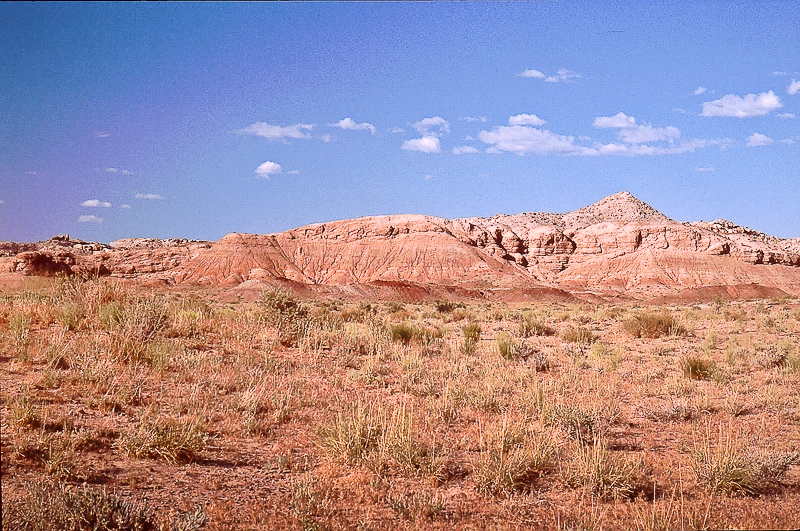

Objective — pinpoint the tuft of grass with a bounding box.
[690,426,796,496]
[115,419,207,464]
[518,312,555,337]
[389,322,413,344]
[561,326,598,344]
[680,356,716,380]
[472,418,557,496]
[2,478,206,531]
[562,438,643,499]
[622,311,688,338]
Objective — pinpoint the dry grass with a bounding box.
[2,277,799,529]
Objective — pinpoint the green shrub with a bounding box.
[2,478,206,531]
[681,356,716,380]
[390,323,413,344]
[561,326,597,344]
[518,312,555,337]
[622,311,688,338]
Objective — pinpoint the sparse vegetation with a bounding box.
[2,277,799,529]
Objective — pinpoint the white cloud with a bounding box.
[255,161,282,178]
[452,146,480,155]
[479,125,588,155]
[412,117,450,137]
[0,199,5,204]
[523,68,582,83]
[424,174,433,180]
[286,169,300,175]
[774,71,788,76]
[26,171,39,176]
[78,215,103,223]
[508,113,546,127]
[390,127,405,134]
[402,136,441,154]
[135,193,164,200]
[459,116,487,123]
[701,91,782,117]
[777,113,795,119]
[320,134,332,143]
[788,80,800,95]
[593,112,637,128]
[694,86,707,95]
[120,204,131,209]
[746,132,773,147]
[105,167,134,175]
[329,117,376,134]
[518,69,545,79]
[695,167,714,172]
[594,138,714,156]
[779,138,796,144]
[94,131,111,138]
[233,122,314,141]
[593,112,680,144]
[81,199,112,208]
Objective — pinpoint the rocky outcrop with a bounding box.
[2,193,799,300]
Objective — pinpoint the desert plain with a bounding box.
[2,193,799,530]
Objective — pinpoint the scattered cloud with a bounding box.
[788,80,800,95]
[479,125,588,155]
[120,204,131,209]
[81,199,112,208]
[593,112,680,144]
[508,113,546,126]
[286,169,300,175]
[695,167,715,172]
[424,174,433,180]
[518,69,545,79]
[135,193,164,200]
[94,131,111,138]
[78,215,103,223]
[390,127,405,134]
[452,146,480,155]
[0,199,5,204]
[773,71,788,76]
[746,132,773,147]
[459,116,487,123]
[104,167,134,175]
[255,161,282,178]
[320,134,332,143]
[701,91,782,117]
[593,138,717,156]
[402,136,441,154]
[593,112,637,128]
[777,112,795,119]
[26,171,39,176]
[519,68,581,83]
[329,117,376,134]
[412,117,450,137]
[778,137,796,144]
[233,122,314,142]
[694,86,707,95]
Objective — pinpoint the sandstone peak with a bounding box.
[560,191,671,228]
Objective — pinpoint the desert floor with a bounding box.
[2,276,799,530]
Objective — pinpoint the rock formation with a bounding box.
[3,192,799,301]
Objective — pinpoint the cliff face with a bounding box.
[3,192,799,300]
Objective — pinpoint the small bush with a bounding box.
[518,312,555,337]
[681,356,716,380]
[260,288,307,320]
[462,322,481,343]
[472,420,557,496]
[691,428,797,496]
[563,438,643,499]
[390,323,414,344]
[561,326,597,344]
[622,311,688,338]
[2,478,205,531]
[116,419,207,464]
[434,300,464,313]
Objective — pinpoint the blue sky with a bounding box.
[1,1,798,242]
